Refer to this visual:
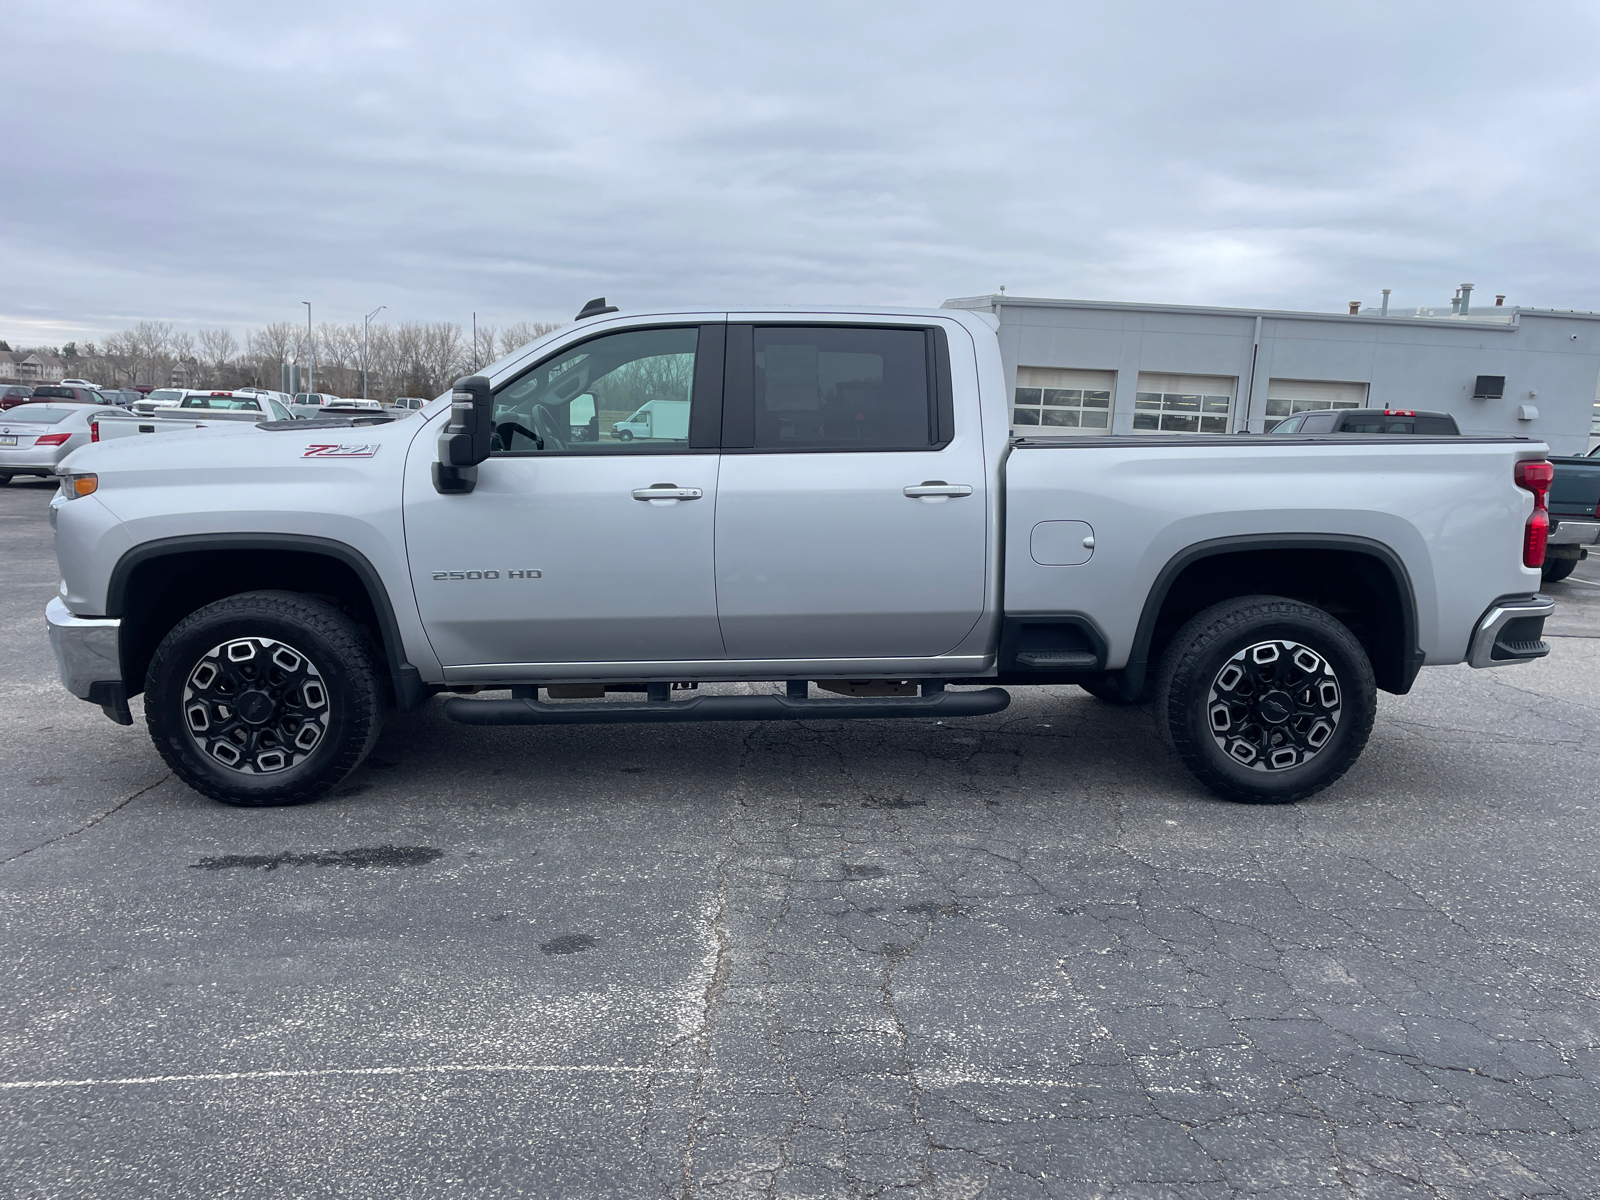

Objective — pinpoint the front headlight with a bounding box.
[57,472,98,499]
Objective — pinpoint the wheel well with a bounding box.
[114,549,391,701]
[1142,547,1417,694]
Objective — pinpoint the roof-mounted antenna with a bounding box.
[575,297,619,321]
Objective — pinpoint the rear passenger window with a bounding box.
[1414,416,1458,434]
[751,326,934,450]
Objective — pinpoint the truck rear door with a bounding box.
[713,320,987,659]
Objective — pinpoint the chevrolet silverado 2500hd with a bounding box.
[46,305,1556,808]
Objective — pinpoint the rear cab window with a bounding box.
[722,323,953,451]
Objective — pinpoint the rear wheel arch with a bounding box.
[106,534,425,710]
[1121,535,1421,699]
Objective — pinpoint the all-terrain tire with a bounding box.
[1542,556,1578,584]
[1152,595,1376,804]
[145,591,384,806]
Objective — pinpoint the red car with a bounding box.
[1,385,34,410]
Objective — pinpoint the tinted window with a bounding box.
[1269,415,1303,434]
[492,326,700,454]
[751,326,932,450]
[1337,418,1385,433]
[31,386,76,399]
[1300,412,1338,433]
[1414,415,1459,434]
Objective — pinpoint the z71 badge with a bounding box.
[303,444,380,458]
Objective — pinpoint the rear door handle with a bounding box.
[903,481,973,498]
[632,484,703,501]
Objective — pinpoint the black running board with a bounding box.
[442,688,1011,726]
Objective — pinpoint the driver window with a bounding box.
[490,327,698,454]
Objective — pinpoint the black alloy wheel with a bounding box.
[146,591,383,806]
[1153,595,1376,804]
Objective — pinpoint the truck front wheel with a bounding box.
[145,591,384,806]
[1153,596,1375,804]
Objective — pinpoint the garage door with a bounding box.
[1013,367,1115,434]
[1263,378,1369,432]
[1134,372,1236,434]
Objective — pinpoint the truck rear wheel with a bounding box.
[145,591,384,807]
[1153,595,1375,804]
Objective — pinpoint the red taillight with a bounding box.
[35,432,71,447]
[1384,409,1416,417]
[90,420,100,443]
[1515,459,1553,508]
[1515,459,1554,567]
[1525,509,1549,567]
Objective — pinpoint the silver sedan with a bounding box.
[0,403,101,483]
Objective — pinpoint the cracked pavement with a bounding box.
[4,478,1600,1198]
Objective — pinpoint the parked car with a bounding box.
[1543,452,1600,582]
[48,305,1555,811]
[28,384,118,406]
[92,391,302,444]
[59,378,98,388]
[392,397,429,411]
[1,385,33,410]
[104,389,141,408]
[1267,408,1461,435]
[133,388,193,414]
[0,405,99,483]
[234,387,296,407]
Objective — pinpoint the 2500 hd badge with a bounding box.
[430,569,542,580]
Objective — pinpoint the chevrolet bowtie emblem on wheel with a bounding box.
[302,444,380,458]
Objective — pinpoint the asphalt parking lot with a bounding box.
[3,475,1600,1199]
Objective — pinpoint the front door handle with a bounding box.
[632,484,703,501]
[903,481,973,498]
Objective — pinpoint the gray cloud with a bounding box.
[6,0,1600,344]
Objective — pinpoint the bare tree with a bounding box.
[497,321,560,358]
[197,328,238,376]
[473,323,498,371]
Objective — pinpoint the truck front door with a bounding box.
[404,323,727,669]
[713,321,989,660]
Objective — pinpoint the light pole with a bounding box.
[301,301,313,395]
[363,305,386,399]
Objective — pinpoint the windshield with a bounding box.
[148,389,183,402]
[3,406,76,424]
[30,386,77,399]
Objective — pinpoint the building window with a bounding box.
[1262,379,1370,431]
[1133,372,1236,433]
[1012,367,1114,433]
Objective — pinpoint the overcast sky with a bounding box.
[6,0,1600,345]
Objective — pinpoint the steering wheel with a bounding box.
[494,420,543,451]
[531,404,567,452]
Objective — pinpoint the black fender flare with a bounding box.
[106,533,429,711]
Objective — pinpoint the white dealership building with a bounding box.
[942,292,1600,455]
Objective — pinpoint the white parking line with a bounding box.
[0,1062,692,1090]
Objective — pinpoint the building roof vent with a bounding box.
[1473,375,1505,399]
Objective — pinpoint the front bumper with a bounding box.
[1466,593,1554,669]
[45,597,131,724]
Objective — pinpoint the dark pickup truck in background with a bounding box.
[1546,447,1600,582]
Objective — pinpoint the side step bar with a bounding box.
[442,687,1011,726]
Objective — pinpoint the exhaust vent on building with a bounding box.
[1473,375,1506,400]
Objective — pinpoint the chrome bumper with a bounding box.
[1466,593,1554,669]
[1549,519,1600,547]
[45,598,130,723]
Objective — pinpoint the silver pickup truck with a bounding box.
[46,305,1555,809]
[93,391,299,440]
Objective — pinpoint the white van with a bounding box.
[611,398,690,442]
